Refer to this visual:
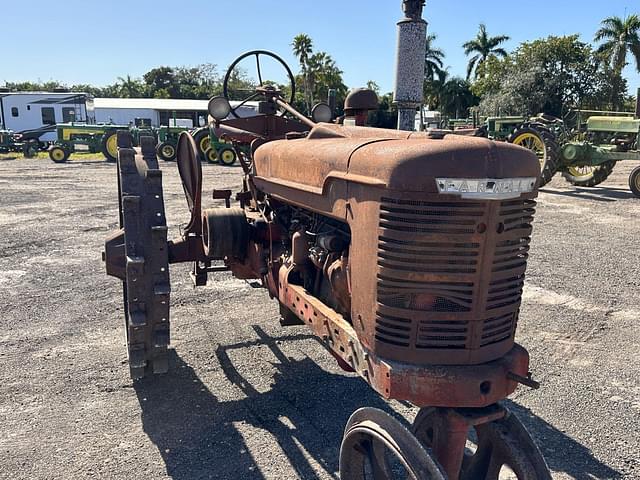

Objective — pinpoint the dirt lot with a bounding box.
[0,155,638,479]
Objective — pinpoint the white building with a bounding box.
[94,98,259,128]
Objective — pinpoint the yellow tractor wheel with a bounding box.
[218,147,237,166]
[561,161,616,187]
[508,125,559,187]
[156,142,177,162]
[101,131,118,162]
[49,146,69,163]
[192,128,211,161]
[199,136,211,156]
[204,146,218,164]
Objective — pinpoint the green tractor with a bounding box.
[0,129,40,158]
[48,123,130,163]
[555,110,640,196]
[475,115,560,186]
[155,125,190,161]
[129,118,158,145]
[192,126,241,166]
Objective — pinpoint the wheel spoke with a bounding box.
[363,438,393,480]
[412,406,551,480]
[231,91,261,115]
[255,53,263,86]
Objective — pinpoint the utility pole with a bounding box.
[393,0,427,131]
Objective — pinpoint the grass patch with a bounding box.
[0,151,103,161]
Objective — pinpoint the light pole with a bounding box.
[393,0,427,131]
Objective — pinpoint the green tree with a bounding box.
[292,34,314,113]
[424,33,445,81]
[423,68,449,110]
[366,80,381,95]
[439,77,477,118]
[143,66,177,98]
[463,24,510,80]
[308,51,347,107]
[116,75,145,98]
[369,92,397,129]
[476,35,629,116]
[594,14,640,72]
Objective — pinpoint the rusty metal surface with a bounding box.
[277,276,529,408]
[413,404,553,479]
[105,72,545,472]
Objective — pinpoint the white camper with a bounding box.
[0,92,93,142]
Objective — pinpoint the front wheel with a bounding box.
[49,145,69,163]
[629,166,640,197]
[101,131,118,162]
[218,146,237,166]
[561,161,616,187]
[203,146,218,164]
[156,142,177,162]
[508,125,559,187]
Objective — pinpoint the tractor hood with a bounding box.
[253,123,540,196]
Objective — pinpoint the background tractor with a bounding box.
[155,125,189,161]
[0,129,40,158]
[473,115,560,187]
[160,125,243,166]
[47,123,130,163]
[551,107,640,195]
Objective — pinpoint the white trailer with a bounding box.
[0,92,93,142]
[93,98,259,129]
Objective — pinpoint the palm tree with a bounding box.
[440,78,476,119]
[594,14,640,72]
[424,33,445,82]
[117,75,143,98]
[291,34,314,112]
[463,24,510,80]
[424,68,449,110]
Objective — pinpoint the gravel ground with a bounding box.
[0,155,638,479]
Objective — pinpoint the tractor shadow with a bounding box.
[134,326,621,479]
[540,186,635,202]
[504,400,623,479]
[133,326,391,479]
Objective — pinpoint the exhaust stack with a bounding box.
[393,1,427,131]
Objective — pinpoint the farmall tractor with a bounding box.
[104,51,551,479]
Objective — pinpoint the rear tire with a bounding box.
[629,166,640,198]
[561,161,616,187]
[117,135,171,379]
[156,142,177,162]
[49,145,69,163]
[192,128,211,161]
[101,131,118,162]
[508,125,559,187]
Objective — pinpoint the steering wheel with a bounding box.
[222,50,296,118]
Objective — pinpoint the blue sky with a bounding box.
[2,0,638,95]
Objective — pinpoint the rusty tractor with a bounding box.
[104,51,551,479]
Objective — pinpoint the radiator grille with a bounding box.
[375,196,535,362]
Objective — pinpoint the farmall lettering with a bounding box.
[104,50,552,479]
